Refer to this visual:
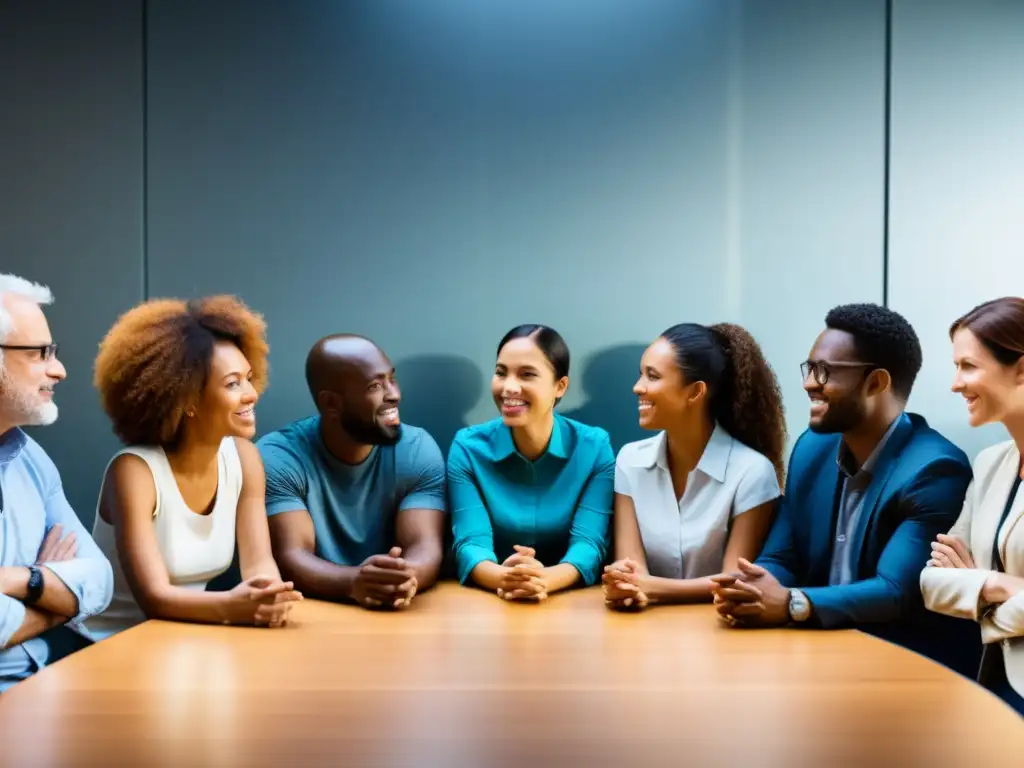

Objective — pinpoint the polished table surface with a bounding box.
[0,584,1022,766]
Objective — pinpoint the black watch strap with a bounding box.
[25,566,44,606]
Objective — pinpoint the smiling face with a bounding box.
[338,348,402,446]
[802,328,880,434]
[492,336,568,429]
[191,340,259,440]
[633,336,705,431]
[951,327,1024,427]
[0,293,66,429]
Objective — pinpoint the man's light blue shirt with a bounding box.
[448,415,614,585]
[0,428,114,693]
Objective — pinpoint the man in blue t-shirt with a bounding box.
[258,334,446,610]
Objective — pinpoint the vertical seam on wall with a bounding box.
[141,0,149,300]
[882,0,892,307]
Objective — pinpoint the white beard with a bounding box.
[23,400,58,426]
[0,370,58,426]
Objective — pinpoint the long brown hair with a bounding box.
[660,322,787,484]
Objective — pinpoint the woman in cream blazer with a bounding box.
[921,297,1024,716]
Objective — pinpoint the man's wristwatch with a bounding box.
[25,566,44,606]
[788,588,811,623]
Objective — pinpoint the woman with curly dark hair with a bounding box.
[602,322,787,609]
[84,296,301,639]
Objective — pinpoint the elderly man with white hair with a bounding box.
[0,273,112,693]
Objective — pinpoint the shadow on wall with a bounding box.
[396,353,484,458]
[562,343,649,454]
[396,353,484,581]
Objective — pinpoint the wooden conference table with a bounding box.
[0,584,1021,766]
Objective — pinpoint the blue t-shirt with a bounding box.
[258,417,446,567]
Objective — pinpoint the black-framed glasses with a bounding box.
[0,343,60,361]
[800,359,877,386]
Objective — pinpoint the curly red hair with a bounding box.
[94,295,269,446]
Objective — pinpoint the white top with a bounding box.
[614,425,781,580]
[84,438,243,640]
[920,439,1024,695]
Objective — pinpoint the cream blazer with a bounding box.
[920,439,1024,694]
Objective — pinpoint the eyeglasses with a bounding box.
[800,359,877,386]
[0,343,60,361]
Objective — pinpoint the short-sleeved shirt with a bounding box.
[448,415,614,586]
[614,425,780,580]
[257,417,446,567]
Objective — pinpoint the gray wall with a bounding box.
[0,1,143,527]
[890,0,1024,458]
[146,0,884,454]
[0,0,1019,529]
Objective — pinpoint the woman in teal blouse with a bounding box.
[448,324,614,601]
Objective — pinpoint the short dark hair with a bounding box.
[496,324,570,380]
[824,303,922,400]
[950,297,1024,367]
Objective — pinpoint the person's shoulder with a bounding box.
[616,433,662,467]
[902,413,970,469]
[970,439,1018,486]
[257,417,319,475]
[558,414,611,449]
[395,423,434,448]
[257,416,317,454]
[725,436,777,483]
[229,435,260,465]
[393,424,443,462]
[16,430,60,479]
[786,426,834,462]
[451,418,502,451]
[17,429,48,461]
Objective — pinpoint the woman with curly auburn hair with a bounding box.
[602,322,787,609]
[83,296,302,639]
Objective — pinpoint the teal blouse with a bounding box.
[447,415,614,585]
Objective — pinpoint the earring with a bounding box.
[187,410,195,418]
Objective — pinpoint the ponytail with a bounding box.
[708,323,787,484]
[659,322,786,484]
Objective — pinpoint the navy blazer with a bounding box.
[758,412,982,677]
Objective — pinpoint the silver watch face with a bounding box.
[789,590,809,621]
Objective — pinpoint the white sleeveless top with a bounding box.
[84,438,243,640]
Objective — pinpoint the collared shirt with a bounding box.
[448,415,614,585]
[828,414,904,586]
[0,428,113,692]
[615,425,780,579]
[259,417,446,567]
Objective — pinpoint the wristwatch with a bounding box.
[788,588,811,623]
[25,566,44,606]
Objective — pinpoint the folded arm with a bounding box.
[920,477,991,619]
[0,594,65,650]
[0,565,79,619]
[981,588,1024,643]
[11,477,115,624]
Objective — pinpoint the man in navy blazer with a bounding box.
[711,304,981,677]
